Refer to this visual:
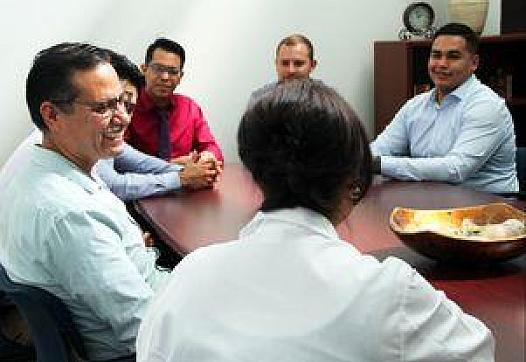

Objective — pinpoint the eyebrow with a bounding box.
[84,92,125,104]
[430,49,463,55]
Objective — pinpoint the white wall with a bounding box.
[0,0,501,165]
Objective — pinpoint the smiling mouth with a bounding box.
[433,72,451,80]
[104,124,126,140]
[156,85,173,92]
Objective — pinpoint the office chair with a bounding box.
[0,317,35,362]
[0,263,86,362]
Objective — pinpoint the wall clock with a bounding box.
[399,2,436,39]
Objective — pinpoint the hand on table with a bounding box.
[179,154,220,190]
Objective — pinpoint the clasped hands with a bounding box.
[173,151,223,190]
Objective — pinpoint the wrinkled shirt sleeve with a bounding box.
[191,105,224,162]
[397,263,494,361]
[370,103,411,158]
[47,209,169,354]
[96,144,182,201]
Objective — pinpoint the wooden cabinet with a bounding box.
[374,34,526,145]
[502,0,526,34]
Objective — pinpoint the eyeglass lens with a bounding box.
[150,63,180,76]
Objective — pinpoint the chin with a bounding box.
[105,144,125,158]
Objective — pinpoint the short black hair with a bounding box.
[145,38,185,68]
[433,22,479,54]
[238,79,372,220]
[276,34,315,61]
[26,42,109,130]
[107,50,145,90]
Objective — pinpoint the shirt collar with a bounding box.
[429,74,477,104]
[137,88,175,112]
[30,145,104,195]
[240,207,339,241]
[449,74,477,100]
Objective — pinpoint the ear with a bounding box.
[39,101,61,132]
[311,59,317,70]
[348,185,363,205]
[470,54,479,74]
[140,63,147,75]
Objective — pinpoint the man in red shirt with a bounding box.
[127,38,223,169]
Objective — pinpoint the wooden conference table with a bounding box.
[136,164,526,362]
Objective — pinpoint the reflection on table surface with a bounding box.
[135,163,525,362]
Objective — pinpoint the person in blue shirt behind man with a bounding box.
[97,50,218,200]
[370,23,518,194]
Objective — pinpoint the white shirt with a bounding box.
[371,76,517,193]
[137,207,494,362]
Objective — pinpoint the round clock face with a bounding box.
[403,2,435,34]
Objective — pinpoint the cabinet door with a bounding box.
[502,0,526,34]
[374,41,430,136]
[374,43,410,135]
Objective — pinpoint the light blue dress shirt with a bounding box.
[370,75,518,193]
[0,145,170,360]
[96,144,183,201]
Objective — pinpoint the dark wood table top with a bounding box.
[136,164,526,362]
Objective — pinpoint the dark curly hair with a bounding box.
[238,79,372,220]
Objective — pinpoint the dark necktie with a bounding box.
[157,109,172,160]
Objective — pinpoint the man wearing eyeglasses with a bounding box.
[2,49,217,207]
[126,38,223,171]
[0,43,170,361]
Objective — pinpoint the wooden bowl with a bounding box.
[389,203,526,263]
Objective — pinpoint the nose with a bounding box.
[159,70,171,80]
[434,55,448,68]
[111,104,130,126]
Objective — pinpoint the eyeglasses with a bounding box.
[124,101,136,115]
[148,63,181,76]
[52,94,127,118]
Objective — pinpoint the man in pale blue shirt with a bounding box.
[0,43,170,361]
[370,23,518,194]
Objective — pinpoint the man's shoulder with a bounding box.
[247,82,278,108]
[457,76,501,103]
[6,155,102,215]
[407,89,433,106]
[470,81,502,103]
[172,93,200,107]
[252,82,278,96]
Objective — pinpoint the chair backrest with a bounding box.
[0,263,86,362]
[516,146,526,194]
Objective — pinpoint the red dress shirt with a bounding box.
[127,89,224,161]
